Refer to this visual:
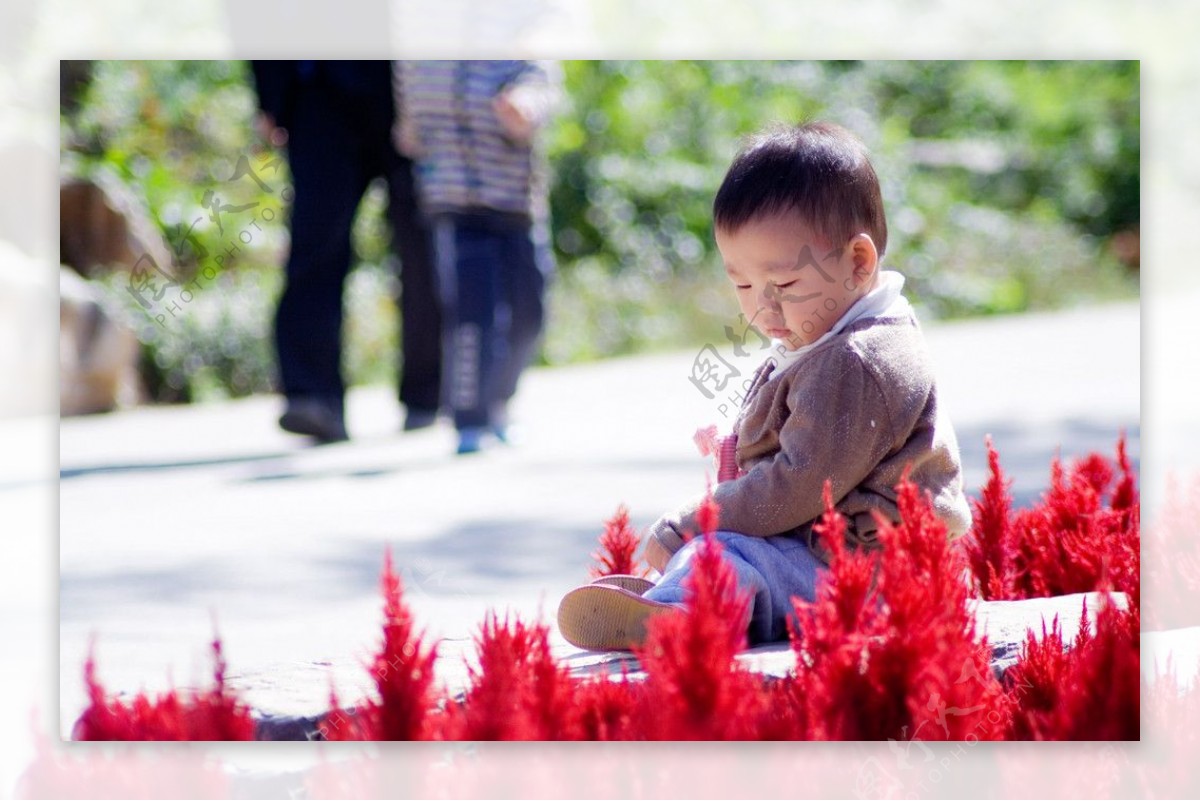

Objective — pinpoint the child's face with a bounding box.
[716,211,878,351]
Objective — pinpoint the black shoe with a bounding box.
[402,406,439,432]
[279,398,348,443]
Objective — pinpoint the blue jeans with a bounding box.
[644,531,826,645]
[433,213,553,430]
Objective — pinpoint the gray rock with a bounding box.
[252,711,327,742]
[60,175,173,278]
[973,591,1128,679]
[59,265,141,415]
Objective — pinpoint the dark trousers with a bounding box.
[274,67,441,415]
[432,213,553,430]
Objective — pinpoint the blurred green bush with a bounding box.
[62,60,1138,403]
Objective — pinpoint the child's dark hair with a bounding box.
[713,121,888,257]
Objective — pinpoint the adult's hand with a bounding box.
[492,88,538,145]
[395,117,423,158]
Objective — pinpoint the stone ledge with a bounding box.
[561,591,1129,684]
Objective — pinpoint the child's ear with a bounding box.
[848,233,879,284]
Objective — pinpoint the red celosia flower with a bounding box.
[450,612,577,740]
[1007,447,1139,599]
[73,638,254,741]
[1110,432,1139,515]
[1005,595,1139,739]
[965,436,1013,600]
[566,673,645,741]
[694,485,721,541]
[965,435,1140,602]
[792,479,1009,742]
[789,483,886,739]
[1000,616,1071,740]
[325,549,439,741]
[72,439,1148,743]
[589,505,647,578]
[637,492,767,739]
[878,477,1009,742]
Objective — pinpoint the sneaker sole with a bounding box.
[591,575,655,595]
[556,585,678,651]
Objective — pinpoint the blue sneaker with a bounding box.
[456,427,488,455]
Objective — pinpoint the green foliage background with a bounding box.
[61,60,1139,403]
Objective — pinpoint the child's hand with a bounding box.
[644,515,686,573]
[693,425,719,457]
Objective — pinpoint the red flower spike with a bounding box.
[789,482,887,739]
[965,436,1014,600]
[328,549,439,740]
[989,436,1139,601]
[876,476,1008,741]
[1111,431,1139,514]
[74,639,254,741]
[71,438,1144,742]
[1005,596,1139,739]
[567,674,645,741]
[793,476,1008,742]
[695,482,721,538]
[589,504,647,578]
[456,612,577,740]
[638,492,762,739]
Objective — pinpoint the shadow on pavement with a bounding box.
[313,519,606,602]
[60,451,299,480]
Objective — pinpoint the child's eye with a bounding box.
[775,280,798,290]
[735,284,752,290]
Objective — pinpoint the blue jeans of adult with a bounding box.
[433,212,553,431]
[644,530,827,645]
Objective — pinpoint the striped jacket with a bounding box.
[394,60,560,221]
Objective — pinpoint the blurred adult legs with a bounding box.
[273,63,441,441]
[386,151,441,422]
[274,82,369,435]
[434,214,550,449]
[494,218,552,409]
